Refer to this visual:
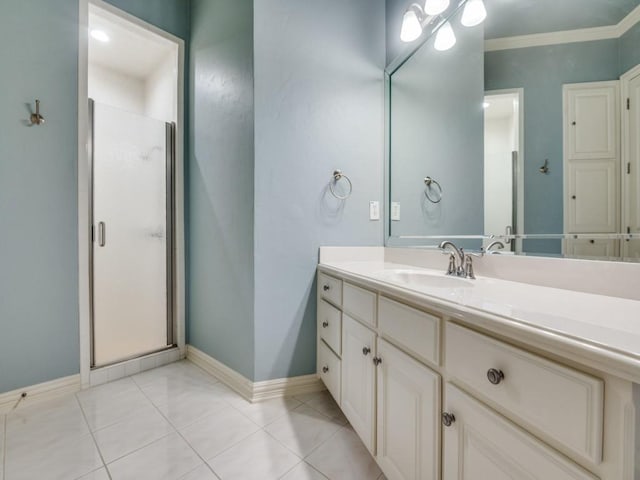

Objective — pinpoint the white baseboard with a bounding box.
[0,374,81,414]
[186,345,325,403]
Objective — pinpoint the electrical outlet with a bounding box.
[369,201,380,221]
[391,202,401,221]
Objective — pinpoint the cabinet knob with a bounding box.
[487,368,505,385]
[373,357,382,366]
[571,195,576,200]
[322,321,329,328]
[362,346,371,356]
[323,285,330,291]
[572,121,577,126]
[442,412,456,427]
[322,366,329,373]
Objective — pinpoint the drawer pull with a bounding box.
[322,321,329,328]
[373,357,382,366]
[362,346,371,356]
[442,412,456,427]
[323,285,330,291]
[487,368,505,385]
[322,366,329,373]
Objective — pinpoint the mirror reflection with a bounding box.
[388,0,640,261]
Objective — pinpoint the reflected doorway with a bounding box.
[484,90,524,253]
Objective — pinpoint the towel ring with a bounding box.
[329,170,353,200]
[424,177,443,203]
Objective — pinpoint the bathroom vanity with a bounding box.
[316,247,640,480]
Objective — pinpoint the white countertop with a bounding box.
[319,259,640,381]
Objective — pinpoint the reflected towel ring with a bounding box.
[329,170,353,200]
[424,177,443,203]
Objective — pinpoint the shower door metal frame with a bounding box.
[88,99,176,369]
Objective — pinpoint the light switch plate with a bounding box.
[369,201,380,221]
[391,202,401,221]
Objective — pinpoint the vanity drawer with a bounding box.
[445,323,604,464]
[378,296,440,366]
[318,300,342,355]
[343,282,377,327]
[318,272,342,306]
[318,340,341,405]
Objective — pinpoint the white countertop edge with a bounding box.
[318,263,640,384]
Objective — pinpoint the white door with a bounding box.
[566,159,617,233]
[376,339,440,480]
[442,384,597,480]
[623,72,640,257]
[341,314,377,454]
[92,101,172,366]
[566,83,618,160]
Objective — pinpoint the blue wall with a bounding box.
[253,0,386,381]
[0,0,80,393]
[103,0,190,39]
[485,40,621,253]
[620,21,640,75]
[187,0,255,379]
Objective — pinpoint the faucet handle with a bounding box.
[446,254,457,276]
[464,255,476,279]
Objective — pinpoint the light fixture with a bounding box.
[434,21,456,51]
[424,0,450,16]
[461,0,487,27]
[400,8,424,43]
[90,29,110,43]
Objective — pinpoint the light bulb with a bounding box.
[400,9,423,42]
[90,29,110,42]
[461,0,487,27]
[434,21,456,51]
[424,0,450,16]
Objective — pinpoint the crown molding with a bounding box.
[485,5,640,52]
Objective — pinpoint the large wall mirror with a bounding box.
[387,0,640,262]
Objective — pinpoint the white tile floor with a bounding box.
[0,361,386,480]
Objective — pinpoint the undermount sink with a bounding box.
[377,269,474,289]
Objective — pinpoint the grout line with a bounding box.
[73,394,113,480]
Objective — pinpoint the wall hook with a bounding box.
[30,99,45,126]
[539,159,549,174]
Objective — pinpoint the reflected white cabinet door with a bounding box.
[341,314,377,454]
[625,73,640,237]
[566,83,618,160]
[565,238,619,258]
[376,339,440,480]
[567,159,617,233]
[442,384,597,480]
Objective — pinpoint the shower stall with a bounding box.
[90,100,175,367]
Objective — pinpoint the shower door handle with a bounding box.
[98,222,106,247]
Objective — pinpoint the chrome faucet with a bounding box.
[439,241,466,277]
[485,240,505,254]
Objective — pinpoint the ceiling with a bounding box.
[484,0,640,39]
[89,6,176,79]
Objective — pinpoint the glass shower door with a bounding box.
[91,101,173,367]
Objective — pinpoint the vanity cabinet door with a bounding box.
[442,384,598,480]
[376,339,440,480]
[341,314,377,454]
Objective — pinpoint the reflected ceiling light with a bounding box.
[461,0,487,27]
[434,21,456,51]
[483,102,491,109]
[424,0,450,16]
[90,29,110,42]
[400,8,424,43]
